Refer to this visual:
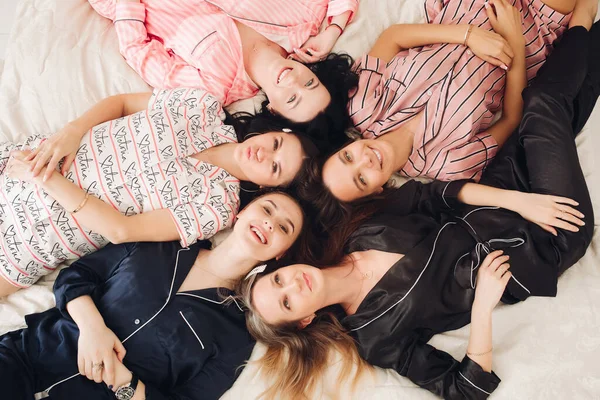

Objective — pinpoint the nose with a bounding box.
[360,149,374,168]
[284,275,303,293]
[263,219,273,232]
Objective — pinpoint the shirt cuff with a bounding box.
[115,2,146,22]
[326,0,358,24]
[459,356,501,396]
[440,180,471,209]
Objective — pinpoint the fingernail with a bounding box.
[501,64,508,70]
[108,385,113,390]
[484,3,489,7]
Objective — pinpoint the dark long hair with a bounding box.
[291,156,398,266]
[253,53,359,155]
[224,111,320,208]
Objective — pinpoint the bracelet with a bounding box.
[326,23,344,36]
[467,347,493,357]
[71,193,90,214]
[463,25,473,46]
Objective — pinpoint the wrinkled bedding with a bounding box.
[0,0,598,398]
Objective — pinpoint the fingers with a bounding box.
[293,48,321,63]
[115,340,127,362]
[31,151,50,177]
[480,250,504,269]
[553,196,579,207]
[92,360,104,383]
[103,354,115,387]
[78,353,85,376]
[489,254,510,272]
[557,208,585,226]
[502,38,514,58]
[538,222,558,236]
[494,262,510,279]
[85,359,94,380]
[500,270,512,287]
[44,154,61,182]
[62,153,76,175]
[25,146,41,162]
[485,2,498,24]
[481,55,505,68]
[551,217,581,232]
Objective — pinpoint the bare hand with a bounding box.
[514,193,584,236]
[486,0,525,49]
[292,28,340,63]
[474,250,511,312]
[78,324,127,388]
[25,122,84,182]
[5,150,42,184]
[102,352,133,392]
[467,26,514,70]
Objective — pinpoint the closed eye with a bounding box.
[305,78,314,87]
[287,94,297,104]
[274,273,281,285]
[273,138,279,151]
[263,206,272,216]
[344,151,352,162]
[272,162,278,174]
[279,224,289,234]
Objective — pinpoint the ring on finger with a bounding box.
[92,362,104,370]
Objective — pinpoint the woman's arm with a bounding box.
[369,23,514,66]
[38,171,180,244]
[67,296,127,388]
[293,10,354,63]
[467,250,512,372]
[27,92,152,180]
[457,183,585,235]
[7,151,180,244]
[483,0,527,147]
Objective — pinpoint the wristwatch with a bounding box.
[115,373,139,400]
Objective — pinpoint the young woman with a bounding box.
[242,12,599,399]
[88,0,359,125]
[0,87,315,297]
[0,190,306,400]
[321,0,578,202]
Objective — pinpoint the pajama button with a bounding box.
[467,50,472,55]
[134,319,140,325]
[427,90,433,96]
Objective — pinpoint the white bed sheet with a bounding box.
[0,0,598,399]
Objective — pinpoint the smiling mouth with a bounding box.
[302,272,312,292]
[277,67,292,85]
[250,225,268,245]
[369,146,383,169]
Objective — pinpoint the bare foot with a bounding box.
[569,0,598,30]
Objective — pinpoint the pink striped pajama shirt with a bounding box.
[88,0,358,105]
[0,88,239,288]
[349,0,569,181]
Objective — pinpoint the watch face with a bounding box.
[115,386,135,400]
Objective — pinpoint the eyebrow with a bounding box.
[266,199,296,233]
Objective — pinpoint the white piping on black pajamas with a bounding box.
[180,311,205,349]
[458,372,492,395]
[351,222,456,332]
[177,292,245,313]
[38,247,191,397]
[458,207,529,293]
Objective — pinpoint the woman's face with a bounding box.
[322,139,395,202]
[233,193,304,261]
[251,264,326,326]
[234,131,305,187]
[260,58,331,123]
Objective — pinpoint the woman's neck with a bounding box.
[181,235,259,291]
[319,259,367,311]
[235,21,287,88]
[378,113,422,171]
[193,144,249,182]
